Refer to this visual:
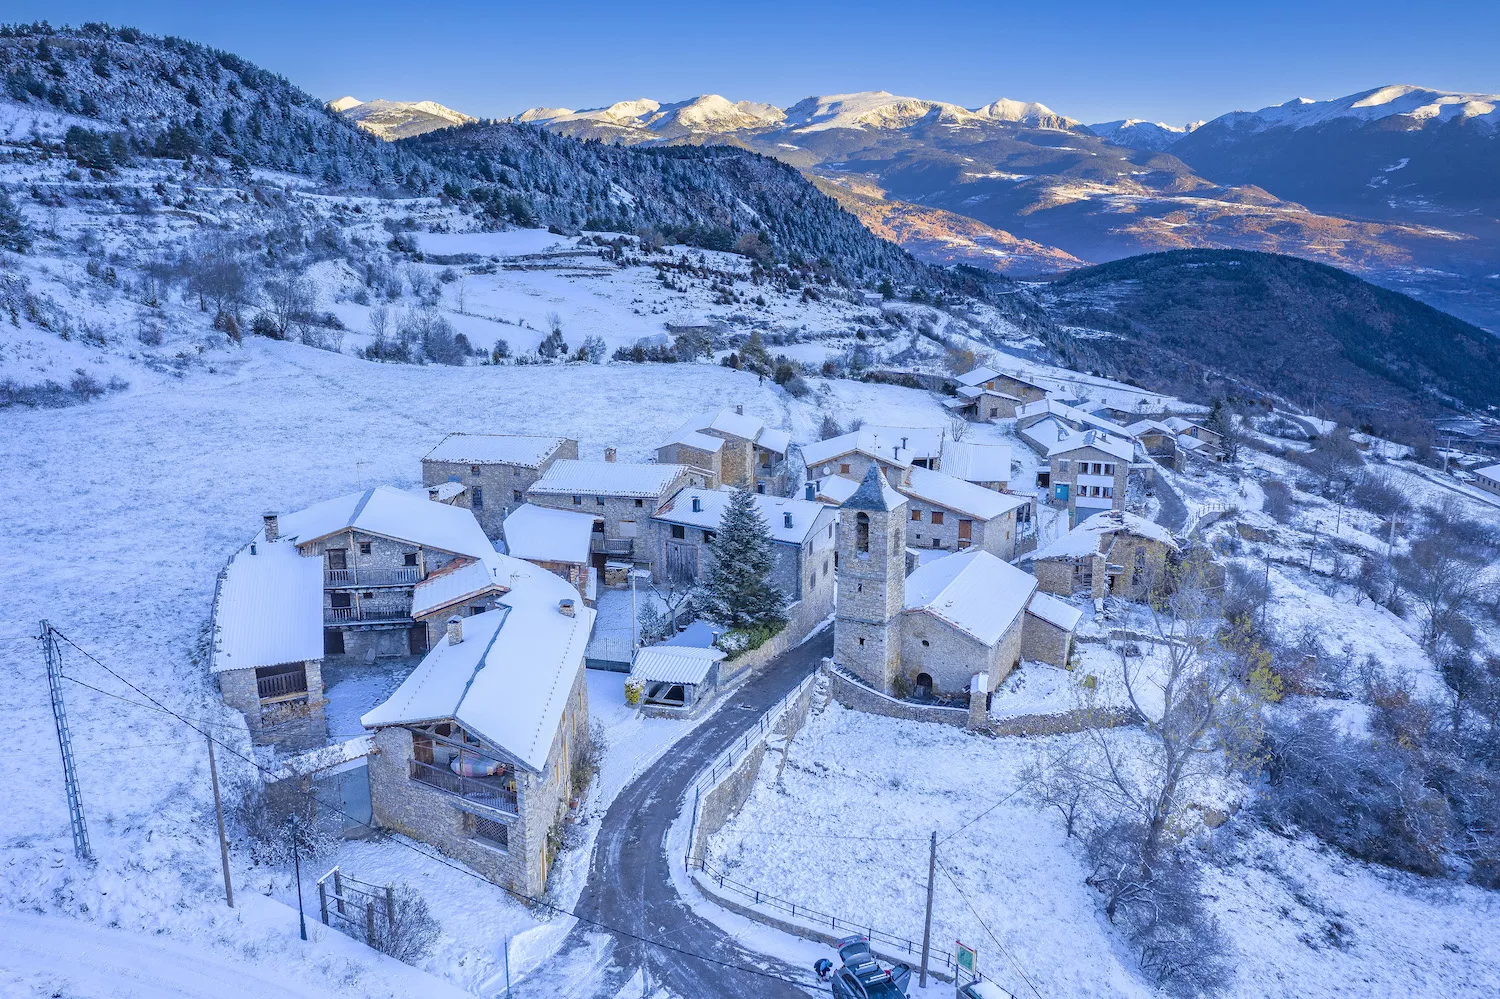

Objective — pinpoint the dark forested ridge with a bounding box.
[1040,249,1500,431]
[405,122,947,289]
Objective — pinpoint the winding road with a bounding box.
[514,630,833,999]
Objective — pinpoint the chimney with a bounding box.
[735,404,744,416]
[901,436,908,449]
[783,512,793,529]
[249,542,258,556]
[691,495,702,513]
[604,447,617,463]
[427,486,441,501]
[262,512,279,543]
[558,598,576,618]
[804,482,816,501]
[447,615,463,646]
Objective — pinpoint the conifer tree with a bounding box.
[701,489,785,631]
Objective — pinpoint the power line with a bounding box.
[49,627,832,994]
[938,771,1041,847]
[937,861,1045,999]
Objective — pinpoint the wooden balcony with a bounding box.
[256,668,308,702]
[325,566,421,587]
[326,602,411,624]
[590,537,634,557]
[409,760,518,816]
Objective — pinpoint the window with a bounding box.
[330,591,351,609]
[910,509,922,522]
[326,548,347,570]
[931,511,944,526]
[809,573,816,590]
[513,489,522,502]
[855,512,870,554]
[756,482,766,495]
[403,552,418,567]
[572,495,582,506]
[828,523,834,538]
[472,486,484,510]
[469,813,509,851]
[596,496,605,506]
[1104,463,1115,475]
[921,639,930,648]
[839,463,851,474]
[470,605,486,616]
[470,465,482,478]
[1057,459,1069,472]
[671,524,686,540]
[635,498,644,507]
[359,542,372,556]
[703,530,716,543]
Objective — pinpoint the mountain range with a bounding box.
[438,86,1499,328]
[332,97,475,140]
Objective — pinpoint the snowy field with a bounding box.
[707,700,1500,999]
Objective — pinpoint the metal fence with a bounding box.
[316,866,392,944]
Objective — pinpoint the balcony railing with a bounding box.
[325,566,421,587]
[409,760,518,815]
[590,537,634,556]
[326,603,412,624]
[257,669,308,701]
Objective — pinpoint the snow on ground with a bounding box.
[707,701,1500,999]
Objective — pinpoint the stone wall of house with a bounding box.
[898,609,1020,696]
[530,472,696,569]
[834,503,906,692]
[1033,558,1078,597]
[339,627,415,662]
[704,433,755,488]
[423,441,577,538]
[1021,612,1073,667]
[415,590,507,649]
[655,443,722,488]
[1049,445,1129,526]
[1105,536,1172,602]
[903,504,1020,560]
[218,660,325,748]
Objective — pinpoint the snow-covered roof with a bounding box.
[529,459,689,499]
[863,425,947,460]
[801,428,929,471]
[940,441,1011,483]
[631,645,725,685]
[956,384,1021,401]
[273,485,495,559]
[902,467,1027,521]
[362,562,594,773]
[1048,430,1136,463]
[412,550,527,619]
[956,365,1001,387]
[1476,463,1500,480]
[503,503,595,565]
[757,427,792,456]
[700,408,765,442]
[423,433,571,468]
[813,475,860,505]
[904,549,1037,646]
[663,424,726,453]
[1033,509,1179,561]
[211,541,324,674]
[1125,419,1175,437]
[654,486,830,544]
[1018,416,1075,452]
[1018,398,1130,436]
[426,481,467,501]
[1026,591,1083,632]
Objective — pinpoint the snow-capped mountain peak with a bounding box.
[1223,85,1500,131]
[1086,118,1202,150]
[329,97,476,140]
[328,95,363,112]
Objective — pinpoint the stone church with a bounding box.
[833,467,1078,701]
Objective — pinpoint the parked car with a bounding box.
[819,936,912,999]
[958,979,1013,999]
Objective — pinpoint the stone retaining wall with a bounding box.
[823,662,971,729]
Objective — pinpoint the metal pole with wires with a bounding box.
[39,620,91,861]
[290,818,308,940]
[919,830,936,988]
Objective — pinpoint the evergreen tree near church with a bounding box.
[701,489,785,631]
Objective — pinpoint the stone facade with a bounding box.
[833,492,907,692]
[527,470,696,571]
[366,663,588,897]
[649,506,838,611]
[903,502,1022,560]
[422,439,578,538]
[217,659,325,747]
[899,608,1022,696]
[1021,611,1073,666]
[414,587,509,650]
[655,442,722,488]
[1033,531,1172,603]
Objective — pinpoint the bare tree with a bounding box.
[263,275,316,340]
[947,415,970,442]
[185,234,248,321]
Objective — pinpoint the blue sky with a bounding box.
[13,1,1500,124]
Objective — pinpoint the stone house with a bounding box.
[800,428,916,489]
[361,562,594,898]
[1016,399,1135,457]
[1031,509,1180,601]
[1047,431,1135,526]
[649,485,839,622]
[422,434,579,538]
[832,467,1076,702]
[655,429,725,489]
[525,458,701,574]
[1123,419,1182,469]
[950,365,1049,421]
[901,466,1034,560]
[410,551,527,650]
[501,503,598,603]
[659,408,790,494]
[211,539,326,747]
[267,485,497,661]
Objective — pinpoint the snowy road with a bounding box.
[512,631,833,999]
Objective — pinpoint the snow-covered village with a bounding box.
[4,15,1500,999]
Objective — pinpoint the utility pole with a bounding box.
[919,831,937,988]
[503,936,512,998]
[290,820,308,941]
[206,732,233,907]
[40,621,91,861]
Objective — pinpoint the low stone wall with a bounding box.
[719,599,828,683]
[823,662,971,729]
[990,705,1140,737]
